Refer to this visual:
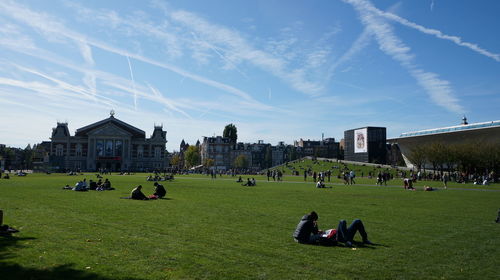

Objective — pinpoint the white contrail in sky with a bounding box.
[342,0,500,62]
[126,55,138,110]
[344,0,464,113]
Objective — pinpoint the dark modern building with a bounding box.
[44,112,168,172]
[344,127,387,164]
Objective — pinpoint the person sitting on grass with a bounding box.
[495,209,500,223]
[293,211,372,247]
[251,178,256,186]
[131,185,149,200]
[3,173,9,179]
[152,182,166,199]
[242,178,252,186]
[88,179,97,190]
[103,179,113,190]
[316,180,325,188]
[236,176,243,183]
[73,180,88,191]
[0,210,19,236]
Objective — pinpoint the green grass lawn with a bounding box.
[1,172,499,279]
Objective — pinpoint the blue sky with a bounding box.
[0,0,499,151]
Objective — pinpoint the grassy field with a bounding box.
[1,171,499,280]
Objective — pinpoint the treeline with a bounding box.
[406,142,500,176]
[0,144,36,170]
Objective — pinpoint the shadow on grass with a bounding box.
[351,241,388,249]
[0,235,144,280]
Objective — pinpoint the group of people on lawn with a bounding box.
[130,182,167,200]
[65,178,114,191]
[63,177,167,200]
[238,177,256,186]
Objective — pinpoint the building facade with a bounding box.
[344,127,387,164]
[200,136,233,170]
[294,138,340,159]
[388,118,500,168]
[46,113,168,172]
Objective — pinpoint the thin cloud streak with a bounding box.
[168,9,324,97]
[327,28,371,81]
[0,0,263,104]
[344,0,464,113]
[126,56,138,110]
[344,0,500,62]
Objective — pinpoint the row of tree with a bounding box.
[0,144,36,170]
[406,142,500,175]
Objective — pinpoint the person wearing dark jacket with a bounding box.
[293,211,373,247]
[293,211,321,244]
[131,185,148,200]
[153,182,167,198]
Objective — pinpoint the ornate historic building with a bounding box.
[46,112,168,172]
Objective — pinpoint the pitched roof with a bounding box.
[75,116,145,138]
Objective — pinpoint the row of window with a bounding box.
[54,142,163,159]
[96,139,123,157]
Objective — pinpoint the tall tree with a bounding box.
[407,145,427,172]
[233,154,249,169]
[170,154,181,168]
[184,146,201,168]
[203,158,214,168]
[288,146,297,161]
[264,145,273,168]
[23,144,34,169]
[223,124,238,143]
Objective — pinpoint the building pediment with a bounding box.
[87,123,133,137]
[75,116,145,138]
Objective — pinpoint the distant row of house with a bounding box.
[183,136,341,171]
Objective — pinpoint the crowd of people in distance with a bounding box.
[63,178,114,191]
[293,211,373,248]
[146,174,174,182]
[130,182,167,200]
[266,169,283,181]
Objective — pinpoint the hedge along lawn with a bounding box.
[0,173,499,280]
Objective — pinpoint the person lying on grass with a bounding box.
[293,211,373,247]
[0,210,19,236]
[131,185,149,200]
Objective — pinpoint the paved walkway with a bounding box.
[174,176,500,192]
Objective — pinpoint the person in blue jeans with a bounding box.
[293,211,373,247]
[335,219,373,247]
